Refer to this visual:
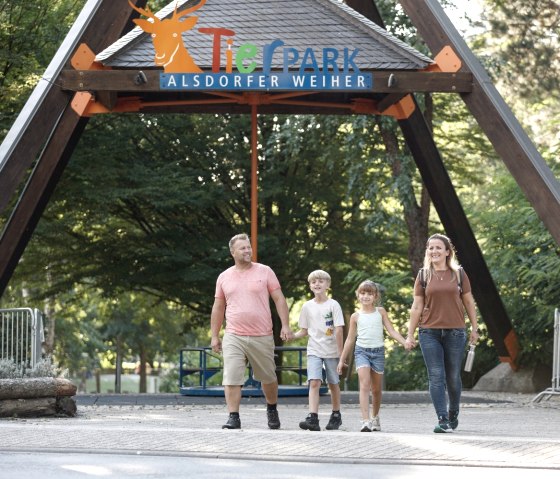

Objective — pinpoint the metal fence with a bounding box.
[0,308,44,368]
[533,308,560,403]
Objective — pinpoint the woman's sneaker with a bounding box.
[370,415,381,431]
[449,410,459,430]
[360,420,372,432]
[325,411,342,430]
[434,416,453,433]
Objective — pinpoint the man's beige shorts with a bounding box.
[222,333,277,385]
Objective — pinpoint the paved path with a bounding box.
[1,391,559,470]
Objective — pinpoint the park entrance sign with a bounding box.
[161,71,371,91]
[128,0,372,91]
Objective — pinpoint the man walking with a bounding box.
[211,233,293,429]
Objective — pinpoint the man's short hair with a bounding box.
[229,233,250,251]
[307,269,331,284]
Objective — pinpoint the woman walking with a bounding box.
[405,234,480,433]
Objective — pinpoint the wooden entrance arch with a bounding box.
[1,0,560,368]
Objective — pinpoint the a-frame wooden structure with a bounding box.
[1,0,559,368]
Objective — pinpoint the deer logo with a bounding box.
[129,0,207,73]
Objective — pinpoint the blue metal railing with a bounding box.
[179,345,320,396]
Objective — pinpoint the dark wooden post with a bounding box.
[0,1,147,297]
[348,0,519,365]
[399,0,560,245]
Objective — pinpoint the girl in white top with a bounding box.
[337,280,407,432]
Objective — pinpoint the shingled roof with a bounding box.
[96,0,433,70]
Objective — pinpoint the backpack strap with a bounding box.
[456,267,464,294]
[419,268,426,289]
[420,267,463,293]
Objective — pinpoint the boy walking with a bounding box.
[292,270,345,431]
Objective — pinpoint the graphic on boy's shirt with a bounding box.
[324,310,334,336]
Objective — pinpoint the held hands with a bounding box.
[336,360,348,375]
[404,337,416,351]
[280,326,295,342]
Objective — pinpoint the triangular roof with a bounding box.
[96,0,432,70]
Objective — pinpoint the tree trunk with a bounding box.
[115,339,122,393]
[43,270,56,355]
[139,345,147,393]
[376,116,430,276]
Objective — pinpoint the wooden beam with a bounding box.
[0,0,146,215]
[345,0,385,25]
[0,0,146,297]
[0,109,88,296]
[58,70,473,94]
[352,0,518,364]
[400,0,560,245]
[376,93,408,113]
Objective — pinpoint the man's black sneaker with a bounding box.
[434,416,453,433]
[267,409,281,429]
[325,411,342,430]
[449,410,459,430]
[299,413,321,431]
[222,414,241,429]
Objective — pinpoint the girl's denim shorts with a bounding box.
[354,345,385,374]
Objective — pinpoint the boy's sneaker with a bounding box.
[222,414,241,429]
[299,413,320,431]
[267,408,281,429]
[370,415,381,431]
[360,420,372,432]
[325,411,342,430]
[434,416,453,433]
[449,410,459,430]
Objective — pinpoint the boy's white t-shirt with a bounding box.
[298,298,345,358]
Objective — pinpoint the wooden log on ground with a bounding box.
[0,378,77,400]
[56,396,77,417]
[0,397,57,417]
[0,396,77,417]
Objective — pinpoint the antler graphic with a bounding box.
[174,0,207,20]
[128,0,158,22]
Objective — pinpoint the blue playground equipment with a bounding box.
[179,346,327,397]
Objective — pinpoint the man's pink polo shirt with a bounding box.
[215,263,281,336]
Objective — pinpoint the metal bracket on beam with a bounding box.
[71,43,107,71]
[425,45,462,73]
[381,95,416,119]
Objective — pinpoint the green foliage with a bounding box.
[473,167,560,366]
[482,0,560,103]
[384,347,427,391]
[0,356,64,379]
[158,365,180,393]
[0,358,21,379]
[475,0,560,162]
[0,0,85,140]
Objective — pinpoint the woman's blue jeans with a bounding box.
[419,328,466,419]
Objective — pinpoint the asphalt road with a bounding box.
[1,452,559,479]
